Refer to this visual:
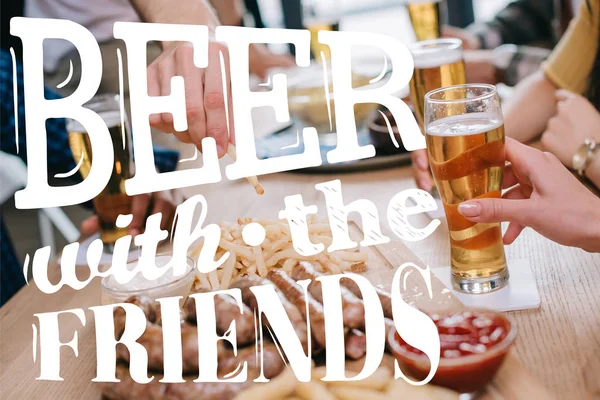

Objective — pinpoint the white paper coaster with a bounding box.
[431,259,540,312]
[58,233,139,267]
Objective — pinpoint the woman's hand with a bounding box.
[457,138,600,252]
[81,191,181,238]
[411,149,434,192]
[541,90,600,167]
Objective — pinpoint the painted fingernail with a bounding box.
[416,155,429,170]
[458,202,481,217]
[418,179,431,191]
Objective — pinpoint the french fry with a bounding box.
[220,251,237,290]
[253,246,267,277]
[295,381,337,400]
[311,366,327,380]
[282,258,298,273]
[227,145,264,195]
[328,386,389,400]
[233,367,297,400]
[190,218,371,289]
[384,379,459,400]
[328,367,391,391]
[196,273,211,289]
[208,269,220,290]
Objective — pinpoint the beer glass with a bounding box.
[424,84,509,294]
[409,38,466,128]
[303,0,341,61]
[67,94,133,247]
[406,0,447,41]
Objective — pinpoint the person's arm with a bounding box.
[473,0,555,48]
[443,0,556,50]
[129,0,219,29]
[209,0,243,26]
[504,0,600,143]
[503,70,558,143]
[539,90,600,189]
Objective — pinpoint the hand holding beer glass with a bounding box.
[67,94,133,249]
[424,84,509,294]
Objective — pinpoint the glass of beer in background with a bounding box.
[406,0,447,41]
[409,38,465,128]
[303,0,341,61]
[67,94,133,249]
[424,84,509,294]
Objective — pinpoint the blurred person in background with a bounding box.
[26,0,293,155]
[413,0,600,195]
[0,49,181,306]
[26,0,293,96]
[444,0,581,86]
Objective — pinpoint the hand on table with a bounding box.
[81,191,180,238]
[441,25,481,50]
[411,149,434,192]
[541,90,600,167]
[457,138,600,253]
[148,40,235,158]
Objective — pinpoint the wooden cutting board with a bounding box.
[349,223,553,399]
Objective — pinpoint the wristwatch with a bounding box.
[572,139,598,176]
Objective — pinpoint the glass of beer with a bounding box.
[303,0,341,61]
[406,0,447,41]
[67,94,133,248]
[424,84,509,294]
[409,38,466,129]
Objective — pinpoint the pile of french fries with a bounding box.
[234,366,458,400]
[190,217,369,290]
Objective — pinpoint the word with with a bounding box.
[27,180,440,295]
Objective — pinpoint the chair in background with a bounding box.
[0,152,80,258]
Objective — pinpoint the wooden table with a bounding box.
[1,163,599,399]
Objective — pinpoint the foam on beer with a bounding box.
[411,43,463,69]
[426,113,503,137]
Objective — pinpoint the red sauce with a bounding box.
[398,310,509,358]
[389,309,515,393]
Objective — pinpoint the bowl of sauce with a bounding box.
[101,255,196,304]
[388,309,516,393]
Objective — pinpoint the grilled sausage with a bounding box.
[291,262,365,330]
[115,296,227,374]
[103,344,285,400]
[345,329,367,360]
[183,289,256,347]
[231,275,310,353]
[340,277,394,320]
[266,270,327,350]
